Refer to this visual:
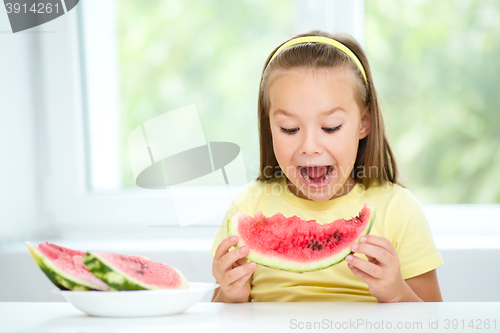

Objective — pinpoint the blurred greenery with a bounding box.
[117,0,293,187]
[115,0,499,204]
[366,0,500,204]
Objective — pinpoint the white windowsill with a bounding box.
[3,235,500,255]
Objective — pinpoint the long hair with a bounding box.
[255,30,404,189]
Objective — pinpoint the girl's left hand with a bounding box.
[346,235,408,303]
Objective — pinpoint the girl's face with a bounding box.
[268,67,370,201]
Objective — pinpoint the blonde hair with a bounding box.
[255,30,404,189]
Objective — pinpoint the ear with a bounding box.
[359,108,370,140]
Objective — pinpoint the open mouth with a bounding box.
[298,165,334,187]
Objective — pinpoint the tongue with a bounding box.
[306,166,328,179]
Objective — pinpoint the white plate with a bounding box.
[52,282,219,317]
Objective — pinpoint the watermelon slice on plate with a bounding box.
[26,242,188,291]
[83,252,188,290]
[227,203,376,272]
[25,242,113,291]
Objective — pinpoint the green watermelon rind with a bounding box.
[25,242,113,291]
[227,207,376,273]
[83,252,189,290]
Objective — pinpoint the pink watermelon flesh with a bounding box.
[35,242,112,290]
[88,252,187,289]
[227,203,375,272]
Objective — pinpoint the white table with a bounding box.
[1,302,499,332]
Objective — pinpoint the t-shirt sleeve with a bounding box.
[209,198,241,256]
[388,189,444,280]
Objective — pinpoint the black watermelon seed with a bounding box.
[334,231,339,238]
[338,236,342,242]
[318,244,322,250]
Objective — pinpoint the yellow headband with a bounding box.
[268,36,368,85]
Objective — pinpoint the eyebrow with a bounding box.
[272,107,346,118]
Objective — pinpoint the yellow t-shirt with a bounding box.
[210,177,444,302]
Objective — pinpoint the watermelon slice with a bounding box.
[25,242,113,291]
[83,252,188,290]
[227,204,376,272]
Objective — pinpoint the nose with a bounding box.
[299,130,324,155]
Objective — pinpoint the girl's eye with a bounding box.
[322,125,342,133]
[280,127,299,134]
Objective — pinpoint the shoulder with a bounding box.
[376,182,424,216]
[229,178,282,210]
[364,180,419,210]
[239,178,284,198]
[362,180,426,227]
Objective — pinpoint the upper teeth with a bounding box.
[300,167,311,182]
[300,166,334,183]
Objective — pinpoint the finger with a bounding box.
[214,236,239,261]
[233,257,249,268]
[346,254,383,279]
[219,245,249,272]
[348,262,377,285]
[226,261,257,284]
[231,263,257,287]
[231,271,254,291]
[351,242,392,266]
[359,235,397,256]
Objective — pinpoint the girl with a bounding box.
[210,30,444,303]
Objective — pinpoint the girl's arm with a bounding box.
[403,269,443,302]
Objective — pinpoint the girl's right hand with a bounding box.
[212,236,257,303]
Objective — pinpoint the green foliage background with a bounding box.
[366,0,500,203]
[116,0,500,204]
